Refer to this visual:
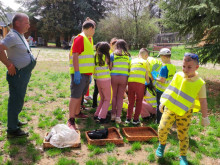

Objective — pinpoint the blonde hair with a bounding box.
[139,48,149,56]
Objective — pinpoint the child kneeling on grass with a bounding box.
[155,53,210,165]
[140,82,157,120]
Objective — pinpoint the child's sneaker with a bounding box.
[125,119,131,124]
[85,95,93,100]
[93,116,98,120]
[180,156,188,165]
[156,144,166,158]
[96,118,108,124]
[115,117,121,124]
[132,119,140,125]
[111,114,116,121]
[67,118,76,130]
[80,105,86,110]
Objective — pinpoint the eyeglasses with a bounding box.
[184,53,199,63]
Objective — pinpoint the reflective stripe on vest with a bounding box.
[111,67,129,71]
[95,66,108,70]
[156,64,176,92]
[147,57,162,72]
[131,68,146,72]
[95,71,110,77]
[111,55,129,75]
[128,58,147,84]
[160,72,205,116]
[146,97,157,107]
[129,74,145,78]
[144,89,157,108]
[114,62,129,65]
[94,55,110,79]
[69,32,94,74]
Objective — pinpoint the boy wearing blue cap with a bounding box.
[155,48,176,124]
[156,53,210,165]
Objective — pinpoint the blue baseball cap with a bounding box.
[184,53,199,63]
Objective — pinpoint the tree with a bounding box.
[17,0,113,47]
[160,0,220,64]
[95,0,159,49]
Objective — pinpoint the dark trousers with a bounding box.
[156,90,163,124]
[6,60,36,132]
[92,80,99,108]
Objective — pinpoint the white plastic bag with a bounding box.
[47,124,79,148]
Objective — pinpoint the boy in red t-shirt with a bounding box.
[67,18,96,129]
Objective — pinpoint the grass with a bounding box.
[86,159,104,165]
[88,144,106,157]
[129,45,189,60]
[107,156,125,165]
[147,153,156,162]
[131,142,142,151]
[0,47,219,164]
[56,157,79,165]
[125,149,134,155]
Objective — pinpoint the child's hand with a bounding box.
[201,117,210,126]
[159,104,164,113]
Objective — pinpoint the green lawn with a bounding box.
[31,45,187,61]
[0,47,219,164]
[129,46,189,60]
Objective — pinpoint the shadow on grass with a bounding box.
[205,79,220,113]
[157,157,173,165]
[6,137,42,164]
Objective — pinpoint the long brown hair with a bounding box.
[114,39,130,57]
[95,42,110,66]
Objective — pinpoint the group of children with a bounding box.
[93,38,175,125]
[91,38,210,165]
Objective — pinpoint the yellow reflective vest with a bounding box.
[128,58,147,84]
[94,55,110,79]
[109,49,113,54]
[144,88,157,108]
[69,32,95,74]
[156,64,176,92]
[147,57,162,86]
[111,54,130,76]
[160,72,205,116]
[147,57,162,73]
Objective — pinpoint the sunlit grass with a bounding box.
[0,47,219,164]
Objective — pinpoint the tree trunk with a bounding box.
[56,35,61,47]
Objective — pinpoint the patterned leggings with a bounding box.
[158,108,193,156]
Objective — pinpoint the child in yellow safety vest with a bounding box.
[156,53,210,165]
[93,42,111,124]
[110,39,131,124]
[153,48,176,124]
[140,83,157,120]
[92,38,118,108]
[126,49,150,125]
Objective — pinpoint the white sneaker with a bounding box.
[125,119,131,124]
[132,119,141,125]
[111,114,116,121]
[115,117,121,124]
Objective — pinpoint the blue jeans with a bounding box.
[156,90,163,124]
[6,60,36,132]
